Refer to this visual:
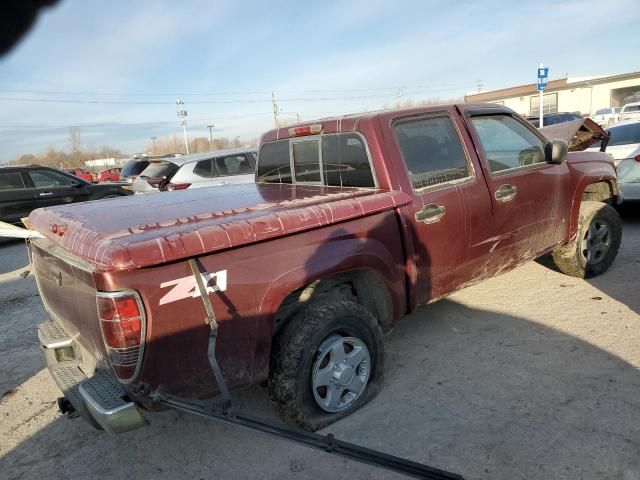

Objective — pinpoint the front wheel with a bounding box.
[269,300,384,431]
[551,201,622,278]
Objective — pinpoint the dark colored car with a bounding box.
[64,167,95,183]
[526,112,583,128]
[95,167,121,183]
[0,165,132,226]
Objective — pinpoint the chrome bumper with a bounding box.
[38,320,147,433]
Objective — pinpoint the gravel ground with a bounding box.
[1,206,639,480]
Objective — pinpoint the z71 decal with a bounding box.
[159,269,228,305]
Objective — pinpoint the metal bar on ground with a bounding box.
[158,394,464,480]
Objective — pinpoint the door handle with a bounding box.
[415,203,446,224]
[39,192,54,197]
[495,184,518,203]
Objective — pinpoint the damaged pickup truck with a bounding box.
[27,104,621,434]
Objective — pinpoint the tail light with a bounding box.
[165,182,191,191]
[96,291,146,383]
[635,155,640,162]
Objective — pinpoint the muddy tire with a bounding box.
[268,300,384,431]
[551,201,622,278]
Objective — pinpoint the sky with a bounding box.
[0,0,639,162]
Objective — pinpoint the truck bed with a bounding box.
[28,183,411,271]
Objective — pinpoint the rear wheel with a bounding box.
[551,201,622,278]
[269,300,384,431]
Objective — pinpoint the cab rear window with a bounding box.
[257,133,374,187]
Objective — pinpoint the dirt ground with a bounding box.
[1,206,639,480]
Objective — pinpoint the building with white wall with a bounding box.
[465,71,640,116]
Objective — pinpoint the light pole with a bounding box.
[207,124,215,146]
[150,136,157,154]
[176,98,189,154]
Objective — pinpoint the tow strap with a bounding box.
[154,258,465,480]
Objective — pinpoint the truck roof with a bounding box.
[28,183,410,271]
[260,103,498,143]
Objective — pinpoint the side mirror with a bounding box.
[546,139,568,165]
[70,180,82,187]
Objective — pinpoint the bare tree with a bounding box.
[68,127,81,155]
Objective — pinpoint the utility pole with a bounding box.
[271,92,279,128]
[476,79,483,93]
[150,136,157,154]
[207,124,215,145]
[176,98,189,154]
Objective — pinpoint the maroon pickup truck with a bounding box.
[28,104,621,434]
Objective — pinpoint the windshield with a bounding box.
[607,123,640,146]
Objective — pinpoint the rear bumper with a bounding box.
[38,320,147,433]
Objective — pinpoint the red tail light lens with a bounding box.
[96,291,146,382]
[165,182,191,191]
[635,155,640,162]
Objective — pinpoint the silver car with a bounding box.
[588,119,640,202]
[132,148,256,194]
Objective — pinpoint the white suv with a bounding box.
[132,148,256,194]
[619,102,640,122]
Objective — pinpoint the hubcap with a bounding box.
[312,335,371,413]
[581,219,611,265]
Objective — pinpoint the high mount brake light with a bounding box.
[288,124,323,137]
[96,291,146,382]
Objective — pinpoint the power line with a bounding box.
[0,87,472,106]
[0,82,477,98]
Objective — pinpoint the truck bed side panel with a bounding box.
[100,209,406,397]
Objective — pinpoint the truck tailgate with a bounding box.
[31,238,105,373]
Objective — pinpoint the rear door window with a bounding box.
[395,115,471,190]
[0,172,26,191]
[216,154,254,175]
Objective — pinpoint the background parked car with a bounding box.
[94,167,121,182]
[619,102,640,122]
[132,148,256,194]
[526,112,583,128]
[120,157,150,184]
[591,107,621,127]
[588,119,640,202]
[63,167,94,182]
[0,165,132,226]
